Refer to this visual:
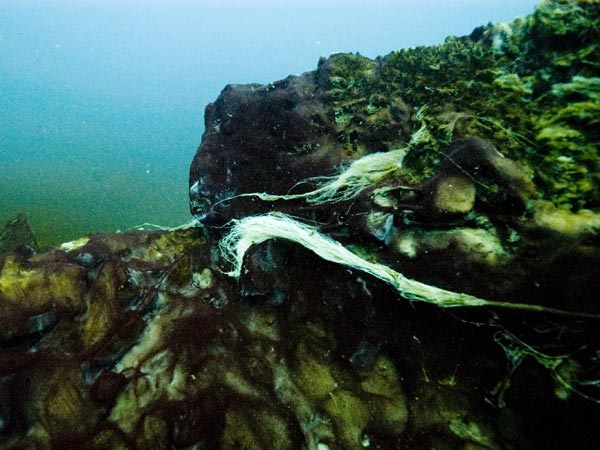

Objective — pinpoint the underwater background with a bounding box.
[0,0,539,248]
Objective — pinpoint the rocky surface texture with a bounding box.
[190,0,600,309]
[0,214,39,258]
[2,0,600,449]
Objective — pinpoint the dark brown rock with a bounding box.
[189,54,413,225]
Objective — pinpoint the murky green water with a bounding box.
[0,91,198,248]
[1,157,191,248]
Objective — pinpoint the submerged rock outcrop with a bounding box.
[0,214,39,258]
[2,1,600,449]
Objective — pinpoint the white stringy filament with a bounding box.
[219,212,600,318]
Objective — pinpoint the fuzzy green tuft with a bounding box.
[319,0,600,210]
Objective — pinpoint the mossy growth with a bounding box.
[534,75,600,208]
[322,0,600,210]
[221,407,292,450]
[324,53,413,158]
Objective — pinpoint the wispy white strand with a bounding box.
[217,148,407,206]
[220,213,484,307]
[219,213,600,318]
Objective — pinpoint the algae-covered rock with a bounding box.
[190,1,600,306]
[190,0,599,216]
[0,228,417,449]
[2,1,600,449]
[0,214,39,257]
